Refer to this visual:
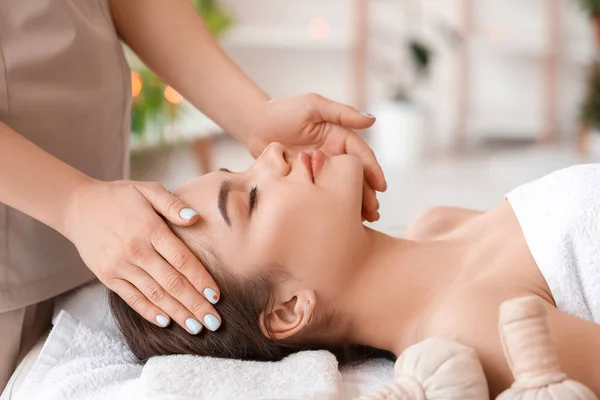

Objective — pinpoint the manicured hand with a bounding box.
[251,94,386,222]
[62,179,221,334]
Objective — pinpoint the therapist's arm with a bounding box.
[110,0,387,223]
[110,0,269,153]
[0,122,90,231]
[0,122,222,332]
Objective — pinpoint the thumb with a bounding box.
[136,182,199,226]
[308,94,376,130]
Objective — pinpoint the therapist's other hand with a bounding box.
[63,179,221,334]
[251,94,386,222]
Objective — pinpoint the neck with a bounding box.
[336,228,458,355]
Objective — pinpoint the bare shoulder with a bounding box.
[422,284,515,396]
[425,288,600,397]
[404,206,483,240]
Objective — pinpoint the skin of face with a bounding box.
[174,142,367,307]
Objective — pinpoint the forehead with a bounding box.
[171,172,230,248]
[174,172,226,216]
[173,172,247,265]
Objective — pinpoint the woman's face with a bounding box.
[175,142,366,293]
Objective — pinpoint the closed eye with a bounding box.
[249,186,258,216]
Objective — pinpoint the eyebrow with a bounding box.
[218,180,231,227]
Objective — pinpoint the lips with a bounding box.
[300,152,314,182]
[311,150,325,181]
[300,150,325,183]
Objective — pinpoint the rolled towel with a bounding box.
[357,336,489,400]
[137,350,340,400]
[496,296,598,400]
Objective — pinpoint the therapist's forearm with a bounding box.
[0,123,91,235]
[110,0,270,152]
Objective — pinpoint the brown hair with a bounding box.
[108,223,394,365]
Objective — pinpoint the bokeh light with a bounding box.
[131,71,142,98]
[308,17,330,40]
[164,86,184,104]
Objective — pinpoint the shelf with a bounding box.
[466,35,595,66]
[468,35,552,58]
[220,25,351,50]
[468,114,541,140]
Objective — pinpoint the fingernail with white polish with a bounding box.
[360,111,375,119]
[180,208,198,221]
[156,315,170,327]
[203,288,219,304]
[186,318,203,334]
[204,314,221,331]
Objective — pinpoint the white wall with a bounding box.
[218,0,356,104]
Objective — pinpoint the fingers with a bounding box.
[123,265,203,334]
[109,277,172,328]
[136,182,199,226]
[107,209,221,335]
[151,226,221,311]
[128,258,222,334]
[306,93,376,130]
[145,251,221,333]
[362,182,380,222]
[345,131,388,192]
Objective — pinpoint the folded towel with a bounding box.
[52,280,118,335]
[506,164,600,323]
[15,311,142,400]
[16,310,342,400]
[139,351,340,400]
[340,358,395,398]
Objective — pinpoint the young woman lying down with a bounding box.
[109,143,600,397]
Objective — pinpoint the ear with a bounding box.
[259,289,316,340]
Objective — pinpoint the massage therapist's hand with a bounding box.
[62,179,221,334]
[250,94,386,222]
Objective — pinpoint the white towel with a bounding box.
[139,352,339,400]
[16,311,340,400]
[15,311,142,400]
[340,359,394,399]
[15,282,392,399]
[506,163,600,323]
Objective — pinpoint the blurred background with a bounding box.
[129,0,600,233]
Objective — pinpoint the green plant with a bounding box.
[580,61,600,129]
[409,40,432,77]
[578,0,600,16]
[191,0,233,36]
[131,0,233,136]
[131,68,181,135]
[392,39,433,102]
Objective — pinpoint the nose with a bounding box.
[254,142,290,177]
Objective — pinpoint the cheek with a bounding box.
[247,189,352,270]
[320,156,364,211]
